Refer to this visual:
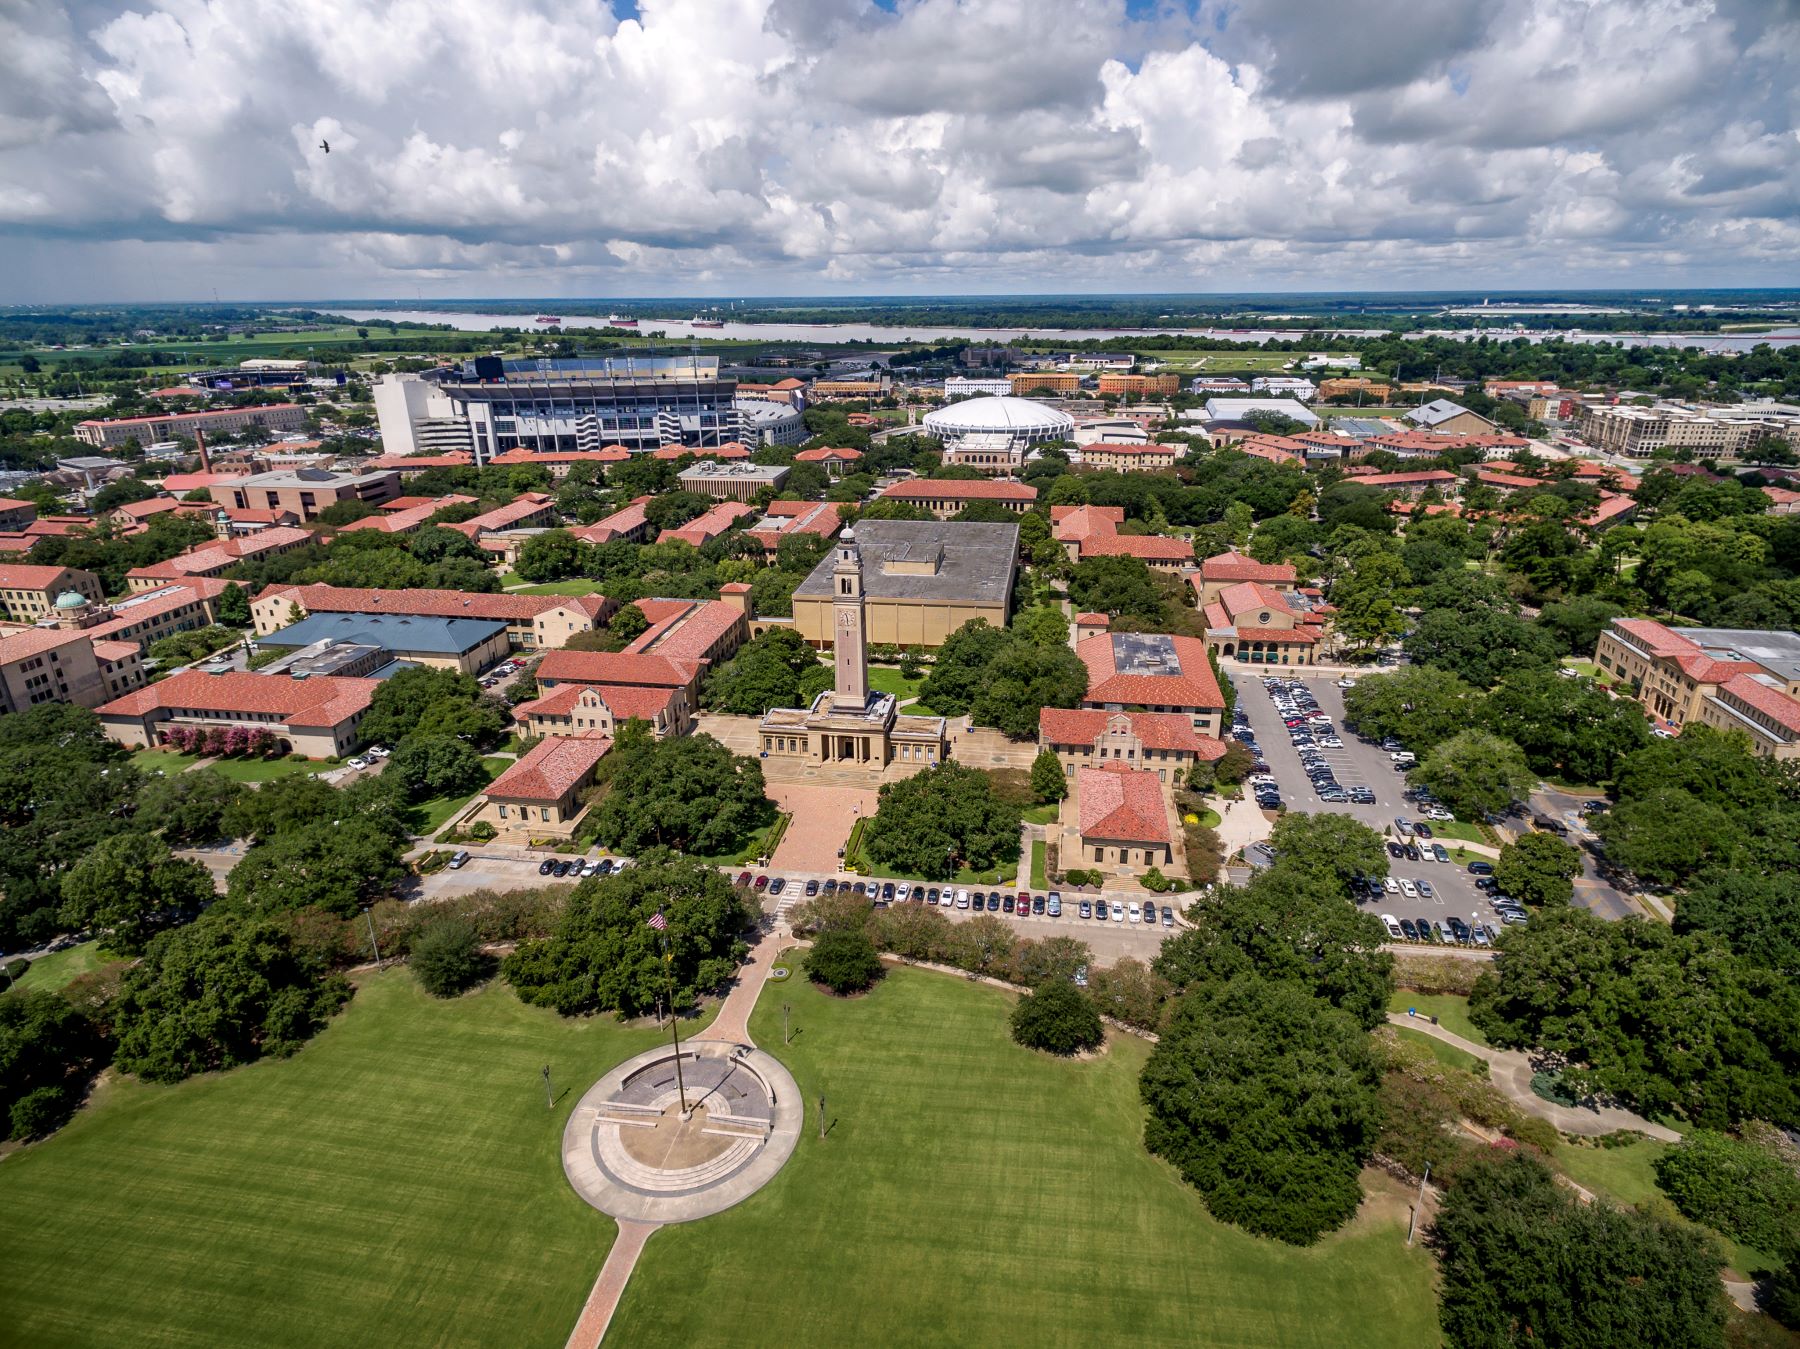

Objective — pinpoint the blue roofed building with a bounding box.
[255,610,512,678]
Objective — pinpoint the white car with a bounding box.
[1426,807,1455,822]
[955,889,970,910]
[1127,902,1142,924]
[1384,876,1400,894]
[1337,678,1357,688]
[346,756,369,770]
[1389,751,1416,763]
[1398,878,1419,898]
[1381,913,1403,939]
[1110,902,1124,922]
[895,883,910,902]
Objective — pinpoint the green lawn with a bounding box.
[1021,802,1059,826]
[407,756,512,836]
[509,578,608,596]
[206,756,328,783]
[7,941,122,995]
[0,971,714,1348]
[1387,991,1488,1046]
[130,749,201,775]
[1430,819,1489,846]
[867,667,925,702]
[1183,807,1223,829]
[1030,838,1048,889]
[1392,1026,1488,1076]
[615,966,1440,1347]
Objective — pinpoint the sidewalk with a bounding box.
[1386,1013,1680,1141]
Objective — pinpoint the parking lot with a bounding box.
[1233,672,1507,945]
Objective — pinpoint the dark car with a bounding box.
[595,858,614,876]
[805,879,820,896]
[1399,919,1419,941]
[822,878,838,895]
[926,887,940,904]
[554,860,573,878]
[1413,822,1434,840]
[986,892,1001,912]
[1446,917,1471,941]
[538,858,556,876]
[1475,876,1498,891]
[768,878,785,896]
[1002,895,1015,913]
[881,882,896,901]
[1405,844,1423,862]
[1032,895,1046,915]
[851,881,867,895]
[1467,860,1495,875]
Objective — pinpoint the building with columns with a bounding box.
[758,527,948,771]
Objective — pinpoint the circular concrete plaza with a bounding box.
[562,1040,802,1223]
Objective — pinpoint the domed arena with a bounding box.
[921,395,1075,447]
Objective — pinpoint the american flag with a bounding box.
[646,911,667,931]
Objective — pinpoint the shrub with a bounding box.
[1654,1130,1800,1256]
[1011,979,1103,1055]
[10,1086,76,1141]
[804,928,884,994]
[1142,866,1170,893]
[467,820,497,841]
[409,915,488,998]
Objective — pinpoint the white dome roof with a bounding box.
[923,396,1074,436]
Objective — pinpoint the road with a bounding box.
[1527,785,1639,920]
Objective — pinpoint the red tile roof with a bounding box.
[1235,626,1319,643]
[363,453,474,470]
[1475,470,1543,490]
[1199,550,1297,585]
[1719,674,1800,734]
[572,496,654,544]
[486,735,612,801]
[259,583,604,624]
[1077,764,1171,844]
[745,500,845,549]
[341,494,477,534]
[1051,504,1126,541]
[1214,581,1296,621]
[98,668,378,727]
[624,599,744,665]
[514,683,677,723]
[159,471,251,493]
[0,563,88,590]
[126,527,312,581]
[1354,470,1459,488]
[879,479,1038,502]
[794,447,864,464]
[1077,632,1224,712]
[1581,496,1638,528]
[0,626,94,664]
[1078,533,1194,562]
[1039,708,1225,756]
[443,493,555,538]
[1075,612,1110,626]
[535,650,699,689]
[658,500,754,547]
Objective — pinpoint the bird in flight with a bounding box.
[319,139,330,154]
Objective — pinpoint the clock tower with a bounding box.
[831,527,869,712]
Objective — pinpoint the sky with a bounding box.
[1,0,1797,303]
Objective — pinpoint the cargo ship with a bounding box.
[534,315,561,324]
[606,315,639,327]
[690,316,725,328]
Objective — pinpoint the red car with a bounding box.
[753,874,769,891]
[1016,892,1030,911]
[735,871,752,888]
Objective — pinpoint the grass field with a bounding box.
[867,666,926,702]
[509,579,608,596]
[1429,819,1489,846]
[1386,991,1488,1045]
[0,972,716,1348]
[7,941,121,995]
[1392,1026,1488,1076]
[1021,802,1059,825]
[204,756,326,783]
[614,965,1440,1347]
[1030,838,1048,889]
[130,749,201,775]
[407,756,513,836]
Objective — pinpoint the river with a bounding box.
[315,307,1800,352]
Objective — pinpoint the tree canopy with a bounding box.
[59,832,215,955]
[1141,973,1382,1245]
[702,627,833,715]
[587,727,773,857]
[1011,978,1103,1055]
[860,761,1023,881]
[1410,729,1535,819]
[503,854,749,1016]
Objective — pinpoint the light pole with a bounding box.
[362,904,382,969]
[783,1001,791,1046]
[657,919,690,1114]
[542,1064,554,1110]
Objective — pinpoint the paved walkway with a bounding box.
[764,783,877,873]
[1386,1013,1680,1141]
[698,924,791,1047]
[564,1219,658,1349]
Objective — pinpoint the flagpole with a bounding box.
[655,909,689,1115]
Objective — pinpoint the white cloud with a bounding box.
[0,0,1793,299]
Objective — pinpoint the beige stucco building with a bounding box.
[1595,618,1800,757]
[471,735,613,840]
[791,520,1018,650]
[0,564,105,620]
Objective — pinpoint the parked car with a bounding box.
[768,878,785,896]
[805,879,820,897]
[986,892,1001,912]
[596,858,615,876]
[1413,822,1434,840]
[1078,900,1092,919]
[1398,878,1418,898]
[448,850,469,870]
[1110,902,1124,922]
[366,745,390,759]
[1417,880,1435,899]
[1399,918,1419,941]
[1161,906,1174,928]
[925,887,939,904]
[538,858,556,876]
[347,756,369,770]
[879,882,894,901]
[1003,894,1015,913]
[822,878,838,895]
[896,883,910,902]
[1046,894,1061,918]
[735,871,752,888]
[955,889,970,910]
[1468,861,1495,876]
[1431,844,1451,864]
[1380,913,1404,939]
[1031,894,1046,915]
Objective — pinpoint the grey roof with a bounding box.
[1110,632,1186,677]
[1332,417,1396,439]
[1407,399,1476,426]
[1199,398,1320,427]
[263,610,509,656]
[236,467,391,489]
[793,520,1019,606]
[1684,627,1800,683]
